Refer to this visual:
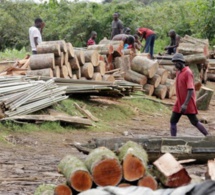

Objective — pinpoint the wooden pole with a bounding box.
[69,56,80,70]
[92,72,102,81]
[87,44,114,55]
[60,65,69,78]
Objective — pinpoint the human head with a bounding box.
[124,27,131,35]
[113,12,119,21]
[136,28,141,36]
[91,31,97,39]
[169,30,176,38]
[126,35,135,45]
[172,53,185,70]
[34,18,43,28]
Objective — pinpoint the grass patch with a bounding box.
[0,48,28,61]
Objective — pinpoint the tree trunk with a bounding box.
[102,74,115,82]
[94,61,106,76]
[153,84,167,99]
[69,56,80,70]
[58,155,92,192]
[30,54,55,70]
[138,174,158,190]
[118,141,148,182]
[37,44,61,57]
[66,42,75,58]
[53,66,60,78]
[87,44,114,55]
[55,52,64,67]
[81,63,94,79]
[131,56,159,78]
[92,72,102,81]
[207,73,215,81]
[124,70,147,85]
[177,43,205,55]
[153,153,191,187]
[66,62,73,77]
[75,50,85,65]
[54,184,73,195]
[196,86,214,110]
[205,159,215,181]
[156,68,169,84]
[84,50,99,67]
[40,40,67,52]
[26,68,53,77]
[184,54,206,65]
[165,79,176,98]
[60,65,69,78]
[147,74,161,88]
[85,147,122,186]
[143,84,154,96]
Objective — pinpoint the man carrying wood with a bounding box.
[112,34,135,49]
[111,12,123,39]
[87,31,97,46]
[170,53,208,136]
[29,18,45,54]
[165,30,180,55]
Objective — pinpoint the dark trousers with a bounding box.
[167,47,176,55]
[144,34,155,58]
[170,112,199,126]
[32,51,37,54]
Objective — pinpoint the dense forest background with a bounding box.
[0,0,215,52]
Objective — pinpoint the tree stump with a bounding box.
[69,56,80,70]
[55,52,64,67]
[30,53,55,70]
[124,70,147,85]
[94,61,105,76]
[66,42,75,58]
[87,44,114,55]
[37,44,61,57]
[26,68,53,77]
[102,74,115,82]
[53,66,60,78]
[41,40,67,52]
[81,63,94,79]
[138,174,158,190]
[147,74,161,88]
[153,84,168,100]
[143,84,154,96]
[84,50,99,67]
[156,68,169,84]
[75,50,85,65]
[92,72,102,81]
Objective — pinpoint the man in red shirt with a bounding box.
[87,31,97,46]
[170,53,208,136]
[136,27,156,59]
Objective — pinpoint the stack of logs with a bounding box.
[208,59,215,81]
[34,141,192,195]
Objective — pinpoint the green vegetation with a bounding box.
[0,48,28,60]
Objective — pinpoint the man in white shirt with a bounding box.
[29,18,45,54]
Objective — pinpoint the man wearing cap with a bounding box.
[165,30,180,55]
[170,53,208,136]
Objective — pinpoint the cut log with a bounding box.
[156,68,169,84]
[55,52,64,67]
[107,54,114,70]
[54,66,60,78]
[207,73,215,81]
[135,53,151,59]
[54,184,73,195]
[118,183,132,187]
[26,68,53,77]
[58,155,92,192]
[102,74,115,82]
[153,153,191,187]
[81,63,94,79]
[124,70,147,85]
[162,65,176,79]
[37,44,61,57]
[196,86,214,110]
[79,77,87,80]
[64,52,69,65]
[85,147,122,186]
[131,56,159,78]
[30,53,55,70]
[71,74,77,80]
[84,50,99,67]
[177,43,205,55]
[165,79,175,98]
[184,54,206,65]
[143,84,154,96]
[118,141,148,182]
[73,69,81,79]
[66,62,73,77]
[60,65,69,78]
[94,61,105,76]
[87,44,114,55]
[34,184,56,195]
[138,174,158,190]
[69,56,80,70]
[147,74,161,88]
[205,159,215,181]
[66,42,75,58]
[92,72,102,81]
[114,56,131,72]
[153,84,168,100]
[75,50,85,65]
[158,59,174,65]
[21,59,30,69]
[40,40,67,52]
[18,59,28,67]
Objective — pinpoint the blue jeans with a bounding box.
[144,34,155,58]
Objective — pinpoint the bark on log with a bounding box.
[37,44,61,57]
[143,84,154,96]
[30,54,55,70]
[85,147,122,186]
[118,141,148,182]
[156,68,169,84]
[185,54,206,65]
[81,63,94,79]
[75,50,85,65]
[205,159,215,181]
[84,50,99,67]
[165,79,176,98]
[69,56,80,70]
[207,73,215,81]
[177,43,205,55]
[55,52,64,67]
[40,40,67,52]
[131,56,159,78]
[54,66,60,78]
[153,153,191,187]
[94,61,105,76]
[87,44,114,55]
[60,65,69,78]
[196,86,214,110]
[138,174,158,190]
[92,72,102,81]
[153,84,168,100]
[102,74,115,82]
[66,62,73,77]
[124,70,147,85]
[66,42,75,58]
[26,68,53,77]
[58,155,92,192]
[147,74,161,88]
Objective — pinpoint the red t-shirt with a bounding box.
[87,38,96,46]
[173,66,198,114]
[138,28,155,39]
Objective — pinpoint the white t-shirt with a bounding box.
[29,26,42,51]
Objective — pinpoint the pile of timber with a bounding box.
[208,59,215,81]
[34,141,194,195]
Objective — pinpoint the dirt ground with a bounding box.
[0,83,215,195]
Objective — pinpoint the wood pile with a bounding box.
[208,59,215,81]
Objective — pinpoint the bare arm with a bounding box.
[181,89,193,113]
[166,36,180,49]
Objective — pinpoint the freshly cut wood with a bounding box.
[30,53,55,70]
[205,159,215,181]
[147,74,161,88]
[143,84,154,96]
[75,50,85,65]
[58,155,92,192]
[114,56,131,72]
[40,40,67,52]
[102,74,115,82]
[21,59,30,69]
[124,70,147,85]
[131,56,159,78]
[71,74,77,80]
[107,54,114,70]
[118,141,148,182]
[64,52,69,65]
[26,68,53,77]
[66,62,73,77]
[84,50,99,66]
[153,84,167,100]
[162,65,176,79]
[55,52,64,67]
[118,183,132,187]
[165,79,175,98]
[185,54,206,64]
[156,68,169,84]
[94,61,105,76]
[87,44,114,55]
[69,56,80,70]
[54,66,60,78]
[196,86,214,110]
[66,42,75,58]
[138,174,158,190]
[85,147,122,186]
[153,153,191,187]
[81,63,94,79]
[158,59,174,65]
[177,43,205,55]
[73,69,81,79]
[60,65,69,78]
[37,44,61,57]
[54,184,73,195]
[92,72,102,81]
[207,73,215,81]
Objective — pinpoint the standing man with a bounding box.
[111,12,123,39]
[170,53,208,136]
[136,27,156,59]
[29,18,44,54]
[165,30,180,55]
[87,31,97,46]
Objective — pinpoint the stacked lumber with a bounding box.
[208,59,215,81]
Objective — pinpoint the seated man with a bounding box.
[165,30,180,55]
[87,31,97,46]
[112,34,135,49]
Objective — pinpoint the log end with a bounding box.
[54,184,73,195]
[138,175,158,190]
[118,183,132,187]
